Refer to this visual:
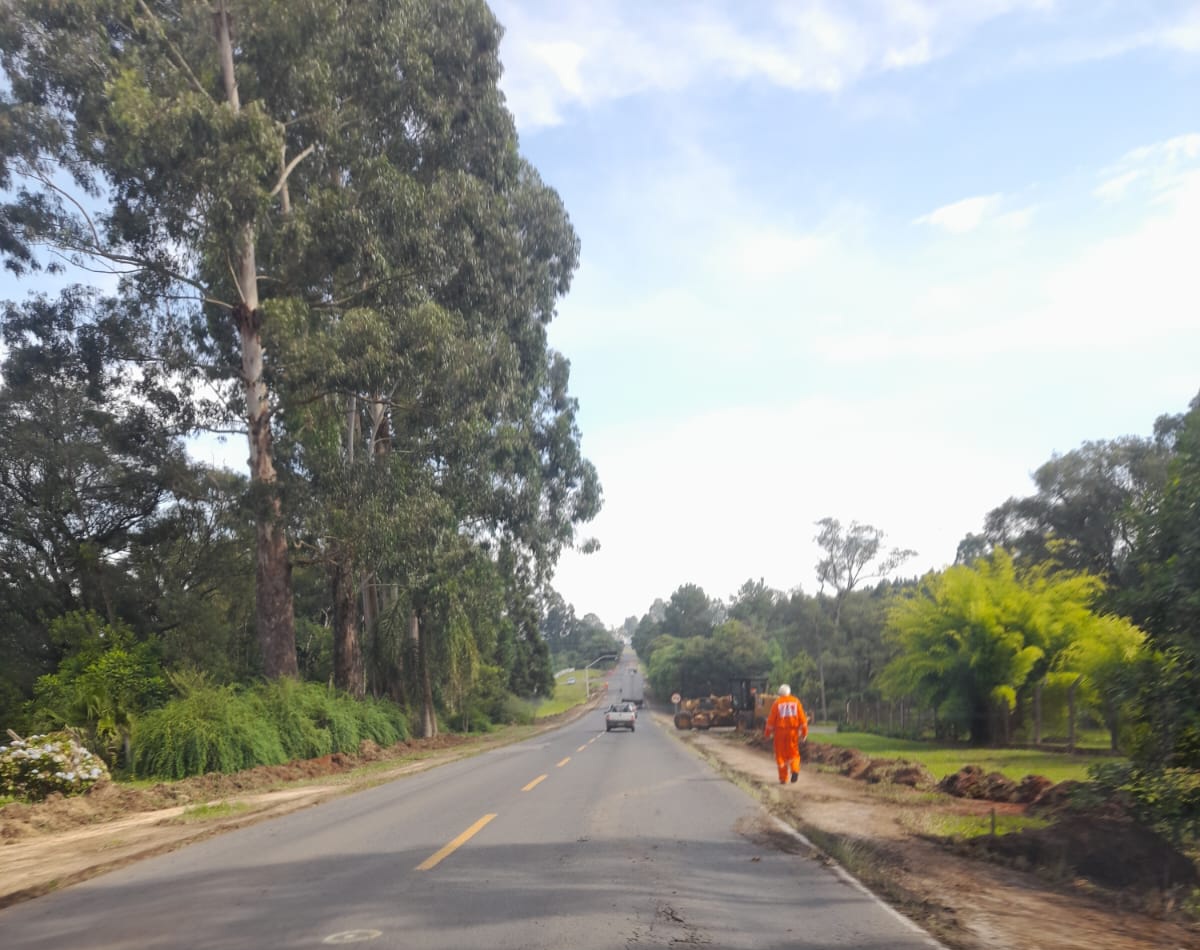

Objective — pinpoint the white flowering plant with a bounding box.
[0,731,110,801]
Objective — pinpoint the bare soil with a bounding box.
[673,721,1199,950]
[2,711,1198,950]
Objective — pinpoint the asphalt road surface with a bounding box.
[0,697,944,949]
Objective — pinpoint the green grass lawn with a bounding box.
[817,732,1110,784]
[533,669,612,718]
[898,810,1052,839]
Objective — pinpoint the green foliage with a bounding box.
[1120,397,1200,769]
[174,801,253,823]
[131,682,287,780]
[497,694,536,726]
[1120,649,1200,770]
[356,696,409,746]
[131,676,409,779]
[29,613,169,765]
[632,585,718,666]
[983,435,1172,588]
[820,732,1098,784]
[258,679,336,760]
[1089,761,1200,848]
[646,622,771,699]
[880,551,1139,745]
[541,593,620,671]
[904,811,1051,840]
[0,731,110,801]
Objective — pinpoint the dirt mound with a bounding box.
[797,742,936,788]
[860,758,937,788]
[803,742,872,777]
[974,815,1200,892]
[938,764,1064,804]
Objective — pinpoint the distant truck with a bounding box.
[620,668,645,708]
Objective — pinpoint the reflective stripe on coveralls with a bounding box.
[764,696,809,783]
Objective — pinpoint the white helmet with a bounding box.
[777,684,791,696]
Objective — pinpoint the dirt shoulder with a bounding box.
[664,717,1199,950]
[0,710,594,910]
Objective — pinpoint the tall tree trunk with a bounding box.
[1033,679,1043,745]
[217,3,296,678]
[1105,700,1120,752]
[412,610,437,737]
[1067,675,1082,752]
[818,596,843,723]
[331,555,365,698]
[970,696,991,746]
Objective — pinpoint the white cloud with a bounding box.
[1094,132,1200,202]
[492,0,1054,130]
[996,206,1036,230]
[1159,10,1200,52]
[824,137,1200,366]
[724,228,828,279]
[1094,170,1142,201]
[915,193,1002,233]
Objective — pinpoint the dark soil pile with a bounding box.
[938,764,1058,804]
[735,734,1200,899]
[971,815,1200,891]
[793,741,938,788]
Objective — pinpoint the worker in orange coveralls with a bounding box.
[763,684,808,784]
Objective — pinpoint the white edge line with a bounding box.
[768,815,952,950]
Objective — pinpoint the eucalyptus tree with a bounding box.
[813,518,914,722]
[0,0,326,675]
[1,0,599,696]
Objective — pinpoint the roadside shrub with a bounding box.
[257,681,407,755]
[30,612,169,767]
[131,677,410,779]
[0,731,110,801]
[497,694,535,726]
[356,697,408,746]
[258,679,334,760]
[131,684,286,779]
[1089,760,1200,847]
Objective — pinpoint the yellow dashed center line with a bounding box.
[556,756,570,768]
[415,813,497,871]
[522,774,547,792]
[576,744,587,752]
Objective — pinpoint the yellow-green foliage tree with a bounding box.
[880,550,1144,745]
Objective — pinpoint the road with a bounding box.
[1,687,943,948]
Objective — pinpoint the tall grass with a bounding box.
[132,684,286,779]
[131,680,409,780]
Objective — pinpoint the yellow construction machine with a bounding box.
[672,677,769,732]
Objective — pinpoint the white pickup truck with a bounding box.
[604,702,636,732]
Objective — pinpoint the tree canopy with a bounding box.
[0,0,600,747]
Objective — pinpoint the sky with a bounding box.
[3,1,1197,631]
[487,0,1200,626]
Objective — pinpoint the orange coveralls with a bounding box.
[764,694,809,783]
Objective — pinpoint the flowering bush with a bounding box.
[0,731,110,801]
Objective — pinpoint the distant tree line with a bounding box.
[539,591,621,674]
[630,392,1200,787]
